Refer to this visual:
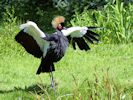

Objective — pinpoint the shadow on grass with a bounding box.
[0,84,52,94]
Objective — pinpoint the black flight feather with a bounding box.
[74,38,83,50]
[15,30,43,58]
[87,30,100,37]
[78,38,90,51]
[87,26,101,30]
[72,39,76,50]
[86,32,99,42]
[67,35,71,43]
[84,35,94,44]
[74,38,90,51]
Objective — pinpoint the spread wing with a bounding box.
[62,26,100,51]
[15,21,50,58]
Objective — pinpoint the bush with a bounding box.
[70,2,133,43]
[0,0,60,32]
[0,0,133,43]
[0,8,25,56]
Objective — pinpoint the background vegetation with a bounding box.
[0,0,133,99]
[0,0,132,43]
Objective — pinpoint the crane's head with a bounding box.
[52,16,65,31]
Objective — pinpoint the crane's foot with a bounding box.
[51,79,55,88]
[49,72,57,95]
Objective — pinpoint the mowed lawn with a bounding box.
[0,43,133,99]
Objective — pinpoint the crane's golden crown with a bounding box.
[52,16,65,29]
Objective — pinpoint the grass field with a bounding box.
[0,2,133,99]
[0,39,133,99]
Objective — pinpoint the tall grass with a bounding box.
[0,8,25,56]
[70,2,133,43]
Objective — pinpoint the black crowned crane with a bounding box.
[15,16,100,87]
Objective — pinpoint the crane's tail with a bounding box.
[36,58,55,74]
[36,64,55,74]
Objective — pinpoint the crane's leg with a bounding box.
[49,65,57,95]
[49,64,56,89]
[49,71,55,88]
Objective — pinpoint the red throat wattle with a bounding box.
[57,25,63,30]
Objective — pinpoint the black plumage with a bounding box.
[15,30,43,58]
[67,30,99,51]
[84,35,94,44]
[15,30,69,74]
[36,30,69,74]
[86,33,99,42]
[72,38,90,51]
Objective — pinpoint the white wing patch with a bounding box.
[19,21,50,54]
[20,21,46,38]
[62,26,88,37]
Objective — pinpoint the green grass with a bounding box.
[0,41,133,99]
[70,3,133,43]
[0,8,133,99]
